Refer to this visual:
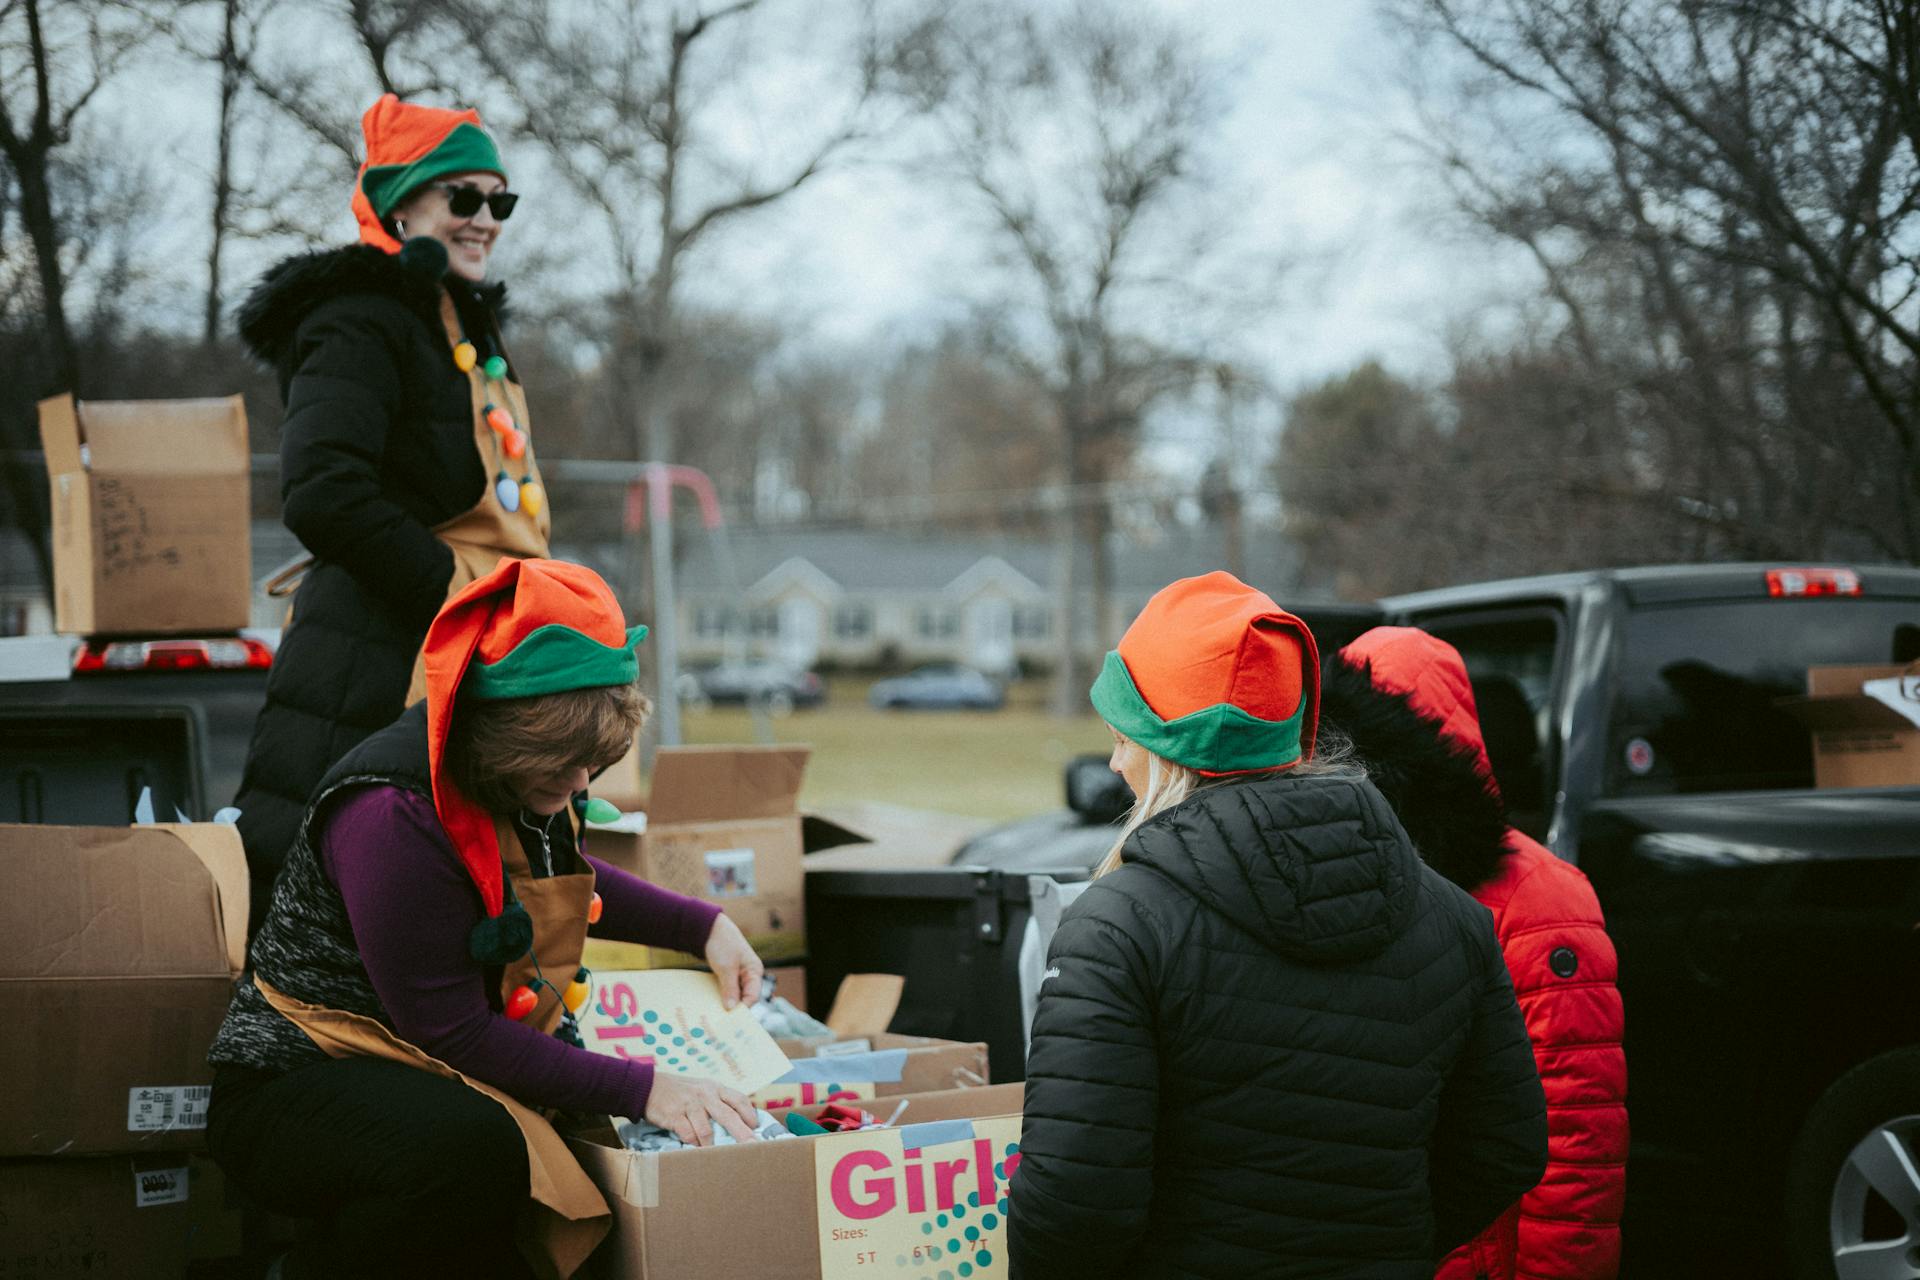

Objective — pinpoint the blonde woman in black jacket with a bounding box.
[1009,572,1547,1279]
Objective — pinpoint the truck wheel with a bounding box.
[1788,1046,1920,1280]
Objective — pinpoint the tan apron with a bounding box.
[266,287,553,695]
[258,807,608,1279]
[402,292,553,704]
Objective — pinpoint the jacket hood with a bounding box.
[1125,771,1422,964]
[236,242,505,366]
[1321,627,1510,892]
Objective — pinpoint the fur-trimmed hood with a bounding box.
[236,242,505,366]
[1320,627,1511,892]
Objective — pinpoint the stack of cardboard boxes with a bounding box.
[0,823,251,1275]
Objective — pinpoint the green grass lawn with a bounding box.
[679,676,1111,821]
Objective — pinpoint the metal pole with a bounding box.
[647,463,682,747]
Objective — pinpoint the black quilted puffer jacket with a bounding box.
[1009,770,1546,1279]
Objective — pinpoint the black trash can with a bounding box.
[804,866,1089,1085]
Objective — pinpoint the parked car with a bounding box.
[677,660,824,715]
[868,663,1004,710]
[806,564,1920,1280]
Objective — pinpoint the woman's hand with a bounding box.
[704,913,765,1010]
[643,1071,759,1147]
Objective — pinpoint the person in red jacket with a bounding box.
[1323,626,1628,1280]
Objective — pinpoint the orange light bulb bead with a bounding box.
[587,891,603,924]
[503,428,526,460]
[486,406,515,435]
[505,984,538,1021]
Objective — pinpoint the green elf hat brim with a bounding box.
[1089,649,1306,776]
[463,622,647,701]
[361,121,505,218]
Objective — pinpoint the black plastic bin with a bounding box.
[804,866,1088,1085]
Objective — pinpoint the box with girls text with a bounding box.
[567,1083,1024,1279]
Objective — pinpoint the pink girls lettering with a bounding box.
[829,1138,1021,1221]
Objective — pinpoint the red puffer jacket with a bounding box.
[1327,627,1628,1280]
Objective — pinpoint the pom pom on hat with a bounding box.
[469,899,534,965]
[397,234,449,279]
[1090,570,1320,776]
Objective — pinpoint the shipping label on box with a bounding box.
[127,1085,213,1134]
[813,1114,1022,1277]
[37,394,252,636]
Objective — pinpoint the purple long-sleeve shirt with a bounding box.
[319,785,722,1120]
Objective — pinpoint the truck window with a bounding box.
[1609,599,1920,795]
[1422,611,1563,841]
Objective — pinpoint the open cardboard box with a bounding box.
[0,823,248,1156]
[1777,665,1920,788]
[38,394,251,636]
[756,974,986,1108]
[587,746,854,969]
[0,1153,240,1277]
[568,1083,1023,1279]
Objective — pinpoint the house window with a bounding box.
[914,606,959,639]
[833,603,873,639]
[694,606,729,638]
[748,607,779,638]
[1013,606,1050,639]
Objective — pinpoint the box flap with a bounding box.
[0,825,231,981]
[1807,664,1912,697]
[647,746,809,824]
[36,394,86,475]
[157,824,250,976]
[74,397,249,475]
[824,973,904,1038]
[1776,694,1917,733]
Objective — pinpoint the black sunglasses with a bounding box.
[434,183,518,220]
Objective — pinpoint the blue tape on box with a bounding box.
[775,1049,910,1085]
[899,1119,976,1152]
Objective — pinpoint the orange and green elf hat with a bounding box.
[1089,571,1321,777]
[352,93,506,254]
[421,558,645,928]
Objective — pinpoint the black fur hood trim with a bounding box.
[1320,654,1511,893]
[236,243,506,365]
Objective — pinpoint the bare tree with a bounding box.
[452,0,888,469]
[885,0,1227,710]
[1397,0,1920,562]
[0,0,145,392]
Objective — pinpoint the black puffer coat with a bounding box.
[231,244,501,928]
[1009,770,1547,1279]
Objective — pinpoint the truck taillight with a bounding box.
[72,637,274,674]
[1766,567,1862,597]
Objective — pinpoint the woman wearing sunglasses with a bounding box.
[231,94,552,926]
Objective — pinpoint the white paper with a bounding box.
[134,1166,190,1208]
[1863,678,1920,729]
[127,1085,212,1133]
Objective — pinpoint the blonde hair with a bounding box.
[1094,727,1362,878]
[448,681,651,814]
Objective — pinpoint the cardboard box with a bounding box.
[38,394,252,636]
[0,823,248,1157]
[751,1034,990,1111]
[0,1154,237,1277]
[569,1083,1023,1279]
[587,747,810,966]
[1778,665,1920,788]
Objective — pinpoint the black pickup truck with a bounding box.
[810,563,1920,1280]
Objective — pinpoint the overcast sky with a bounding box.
[108,1,1534,407]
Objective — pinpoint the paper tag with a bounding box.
[1863,678,1920,729]
[815,1038,875,1057]
[577,970,792,1094]
[814,1115,1021,1276]
[134,1165,191,1208]
[127,1085,212,1133]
